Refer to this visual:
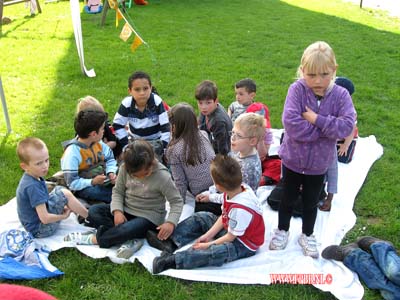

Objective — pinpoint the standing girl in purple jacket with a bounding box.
[269,41,356,258]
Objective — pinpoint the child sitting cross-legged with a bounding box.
[64,140,183,259]
[16,137,88,238]
[147,154,265,274]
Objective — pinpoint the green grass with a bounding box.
[0,0,399,299]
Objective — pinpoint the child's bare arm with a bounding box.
[36,204,71,224]
[192,216,224,250]
[193,232,236,250]
[338,126,356,156]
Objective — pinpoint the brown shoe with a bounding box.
[322,243,359,261]
[357,236,394,252]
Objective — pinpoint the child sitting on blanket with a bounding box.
[64,140,183,259]
[227,79,276,185]
[16,137,88,238]
[76,96,123,160]
[147,155,265,274]
[112,71,171,161]
[320,77,358,211]
[61,110,118,203]
[195,112,264,215]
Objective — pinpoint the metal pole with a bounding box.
[0,76,12,134]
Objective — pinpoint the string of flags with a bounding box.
[107,0,147,52]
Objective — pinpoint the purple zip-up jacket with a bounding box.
[279,79,356,175]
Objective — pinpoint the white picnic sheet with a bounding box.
[0,131,383,300]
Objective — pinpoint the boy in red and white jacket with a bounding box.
[147,155,265,274]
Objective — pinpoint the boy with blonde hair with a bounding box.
[196,113,265,210]
[16,137,88,238]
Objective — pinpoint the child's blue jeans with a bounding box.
[344,242,400,300]
[35,186,68,238]
[75,185,112,203]
[88,203,157,248]
[170,211,255,269]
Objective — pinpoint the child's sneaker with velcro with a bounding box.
[298,233,319,258]
[116,239,144,259]
[269,229,289,250]
[64,230,96,245]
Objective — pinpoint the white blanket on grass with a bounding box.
[0,131,383,300]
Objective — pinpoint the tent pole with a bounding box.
[0,76,12,134]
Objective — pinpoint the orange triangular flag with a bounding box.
[116,9,123,27]
[130,34,143,52]
[120,23,133,42]
[108,0,117,9]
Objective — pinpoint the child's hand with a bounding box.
[62,207,72,219]
[196,234,211,244]
[113,210,127,225]
[92,174,107,185]
[192,241,212,250]
[337,143,349,156]
[302,106,317,124]
[195,193,210,203]
[108,172,117,184]
[156,222,175,240]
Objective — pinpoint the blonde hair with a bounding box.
[234,112,266,140]
[296,41,337,81]
[76,96,105,114]
[16,137,47,164]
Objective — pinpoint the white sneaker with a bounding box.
[269,229,289,250]
[116,239,144,259]
[298,233,319,258]
[64,230,95,245]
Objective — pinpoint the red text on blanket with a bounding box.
[87,0,101,12]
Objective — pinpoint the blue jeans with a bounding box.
[88,204,157,248]
[75,185,112,203]
[344,242,400,300]
[171,211,255,269]
[35,186,68,238]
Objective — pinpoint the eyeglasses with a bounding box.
[229,131,252,141]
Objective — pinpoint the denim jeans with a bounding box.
[75,185,112,203]
[35,186,68,238]
[344,242,400,300]
[171,211,255,269]
[88,204,157,248]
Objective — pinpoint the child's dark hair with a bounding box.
[123,140,155,175]
[335,77,355,96]
[235,78,256,93]
[128,71,152,89]
[74,110,107,139]
[195,80,218,101]
[210,155,242,191]
[168,103,206,166]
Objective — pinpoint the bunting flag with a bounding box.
[116,9,123,27]
[107,0,117,9]
[119,23,133,42]
[130,35,143,52]
[107,0,147,53]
